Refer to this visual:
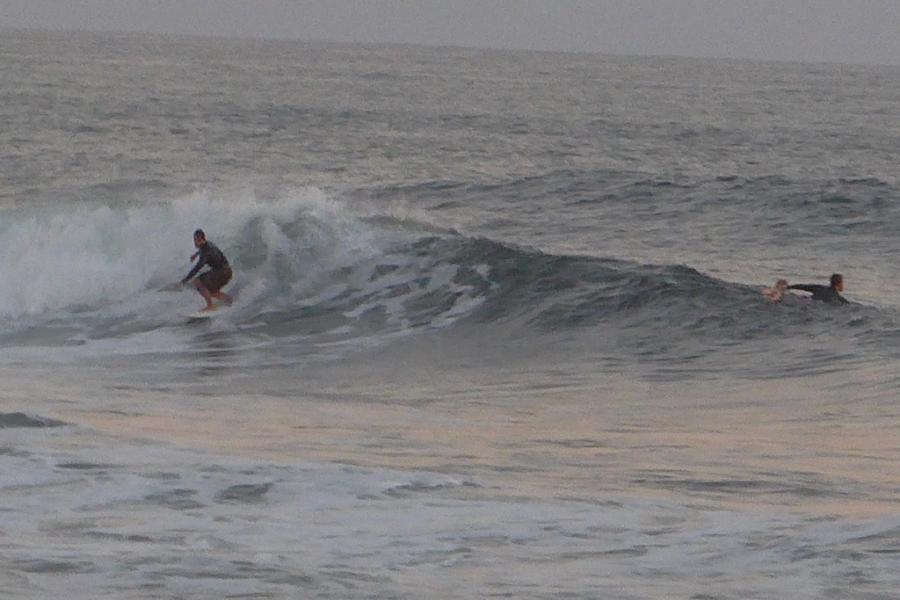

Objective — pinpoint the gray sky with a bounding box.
[3,0,900,65]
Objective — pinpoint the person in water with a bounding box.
[762,279,789,302]
[182,229,233,311]
[787,273,849,304]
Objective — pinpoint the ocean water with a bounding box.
[2,29,900,599]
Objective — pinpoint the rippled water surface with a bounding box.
[2,30,900,599]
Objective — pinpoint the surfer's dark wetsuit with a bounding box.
[182,240,232,293]
[787,284,848,305]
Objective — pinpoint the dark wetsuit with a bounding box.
[182,241,232,292]
[787,284,848,304]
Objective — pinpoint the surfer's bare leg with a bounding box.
[192,279,216,310]
[212,291,233,306]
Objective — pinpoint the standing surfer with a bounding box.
[182,229,233,312]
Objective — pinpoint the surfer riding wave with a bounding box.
[182,228,233,312]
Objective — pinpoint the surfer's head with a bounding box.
[830,273,843,292]
[193,229,206,248]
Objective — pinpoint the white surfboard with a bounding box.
[185,311,215,321]
[184,305,231,322]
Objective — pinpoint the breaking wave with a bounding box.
[0,188,890,376]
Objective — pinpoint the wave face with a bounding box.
[0,412,65,428]
[1,188,892,379]
[0,189,496,367]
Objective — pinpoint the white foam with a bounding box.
[0,189,500,369]
[0,188,378,321]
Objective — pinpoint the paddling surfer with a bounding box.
[786,273,849,305]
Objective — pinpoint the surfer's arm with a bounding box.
[181,256,205,283]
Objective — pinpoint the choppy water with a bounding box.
[2,30,900,599]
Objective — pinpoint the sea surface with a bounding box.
[2,30,900,599]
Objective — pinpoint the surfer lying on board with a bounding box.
[763,273,848,305]
[181,229,233,312]
[788,273,848,304]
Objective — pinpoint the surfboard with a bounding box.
[184,305,230,322]
[185,310,216,322]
